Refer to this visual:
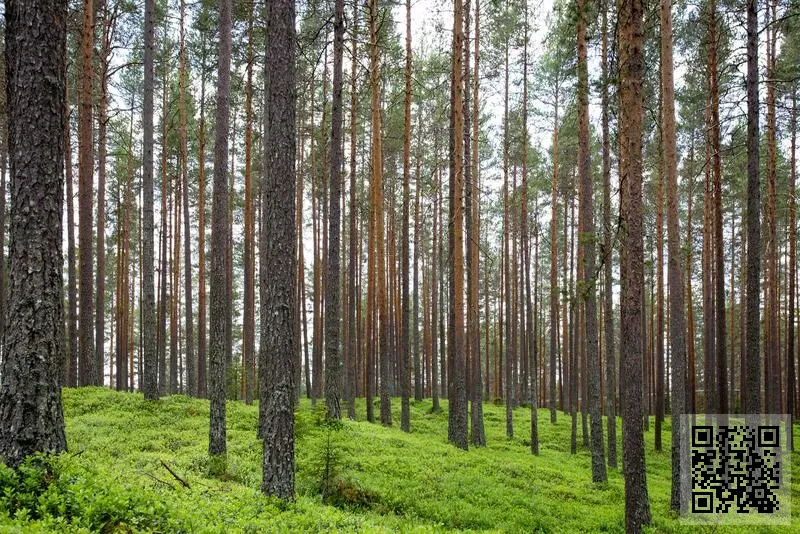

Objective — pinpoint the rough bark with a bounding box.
[577,0,606,482]
[0,0,68,466]
[324,0,345,420]
[709,0,727,415]
[260,0,297,499]
[447,0,468,450]
[661,0,687,510]
[619,0,651,528]
[470,0,486,447]
[744,0,760,415]
[209,0,232,456]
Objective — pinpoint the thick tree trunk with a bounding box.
[260,0,296,499]
[619,0,651,529]
[0,0,68,466]
[744,0,760,415]
[209,0,232,456]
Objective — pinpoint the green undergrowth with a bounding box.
[0,387,797,532]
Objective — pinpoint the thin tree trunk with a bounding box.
[242,4,255,405]
[324,0,345,420]
[577,0,605,481]
[180,0,195,397]
[141,0,158,400]
[346,3,359,419]
[65,85,79,387]
[78,0,95,387]
[661,0,687,510]
[197,31,208,399]
[470,0,486,447]
[601,0,616,468]
[399,0,412,431]
[709,0,727,415]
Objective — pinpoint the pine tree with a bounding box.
[0,0,68,466]
[619,0,651,528]
[260,0,297,499]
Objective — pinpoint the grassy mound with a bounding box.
[0,387,796,532]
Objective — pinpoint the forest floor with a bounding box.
[0,388,797,532]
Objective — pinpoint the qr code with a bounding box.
[680,415,791,525]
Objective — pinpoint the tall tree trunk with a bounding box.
[765,0,779,415]
[655,96,664,452]
[209,0,232,456]
[141,0,158,401]
[241,4,255,405]
[78,0,96,387]
[788,90,797,447]
[157,39,169,396]
[0,0,68,466]
[447,0,468,450]
[686,138,696,413]
[197,32,208,399]
[577,0,606,482]
[601,0,616,468]
[347,5,359,419]
[502,25,513,438]
[744,0,761,415]
[661,0,687,510]
[619,0,651,529]
[324,0,345,420]
[368,0,391,426]
[96,0,113,386]
[470,0,486,447]
[398,0,412,431]
[260,0,297,499]
[521,4,536,454]
[180,0,195,398]
[709,0,727,415]
[549,99,560,424]
[65,86,79,387]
